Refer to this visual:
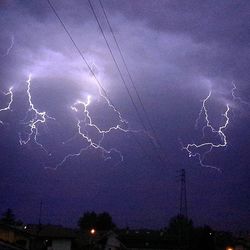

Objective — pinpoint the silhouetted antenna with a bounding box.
[179,169,187,218]
[37,200,43,234]
[39,200,42,225]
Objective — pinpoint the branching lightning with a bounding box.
[1,75,248,171]
[183,90,230,171]
[0,87,14,125]
[54,61,155,169]
[19,74,55,153]
[56,102,124,168]
[0,66,149,170]
[72,96,129,135]
[56,91,139,169]
[1,73,135,169]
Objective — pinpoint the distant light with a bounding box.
[24,226,27,229]
[90,228,96,235]
[226,247,234,250]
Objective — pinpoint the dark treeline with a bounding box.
[0,209,238,250]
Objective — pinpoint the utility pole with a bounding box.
[177,169,188,250]
[179,169,187,218]
[37,200,43,235]
[38,200,42,226]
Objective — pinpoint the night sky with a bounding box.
[0,0,250,231]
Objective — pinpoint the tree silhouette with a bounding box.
[0,208,22,226]
[168,215,193,249]
[96,212,115,231]
[78,211,97,230]
[191,226,215,250]
[78,211,116,231]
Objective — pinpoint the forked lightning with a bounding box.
[183,90,230,171]
[19,74,55,153]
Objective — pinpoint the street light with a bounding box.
[89,229,96,250]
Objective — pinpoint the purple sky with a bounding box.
[0,0,250,231]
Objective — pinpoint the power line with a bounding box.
[47,0,111,106]
[46,0,160,166]
[87,0,148,132]
[98,0,152,130]
[87,0,166,166]
[179,169,187,218]
[98,0,168,163]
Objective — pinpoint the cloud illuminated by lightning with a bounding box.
[0,71,151,170]
[182,90,230,171]
[19,74,55,154]
[51,51,158,170]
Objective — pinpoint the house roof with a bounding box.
[25,224,77,239]
[117,230,177,249]
[0,240,25,250]
[0,223,33,239]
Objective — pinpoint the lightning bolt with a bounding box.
[93,78,156,140]
[195,90,212,136]
[53,71,158,170]
[72,96,129,135]
[94,75,128,128]
[182,90,230,171]
[19,74,55,154]
[0,73,151,170]
[52,57,156,169]
[2,35,14,57]
[55,93,133,169]
[0,86,14,125]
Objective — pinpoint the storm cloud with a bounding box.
[0,0,250,230]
